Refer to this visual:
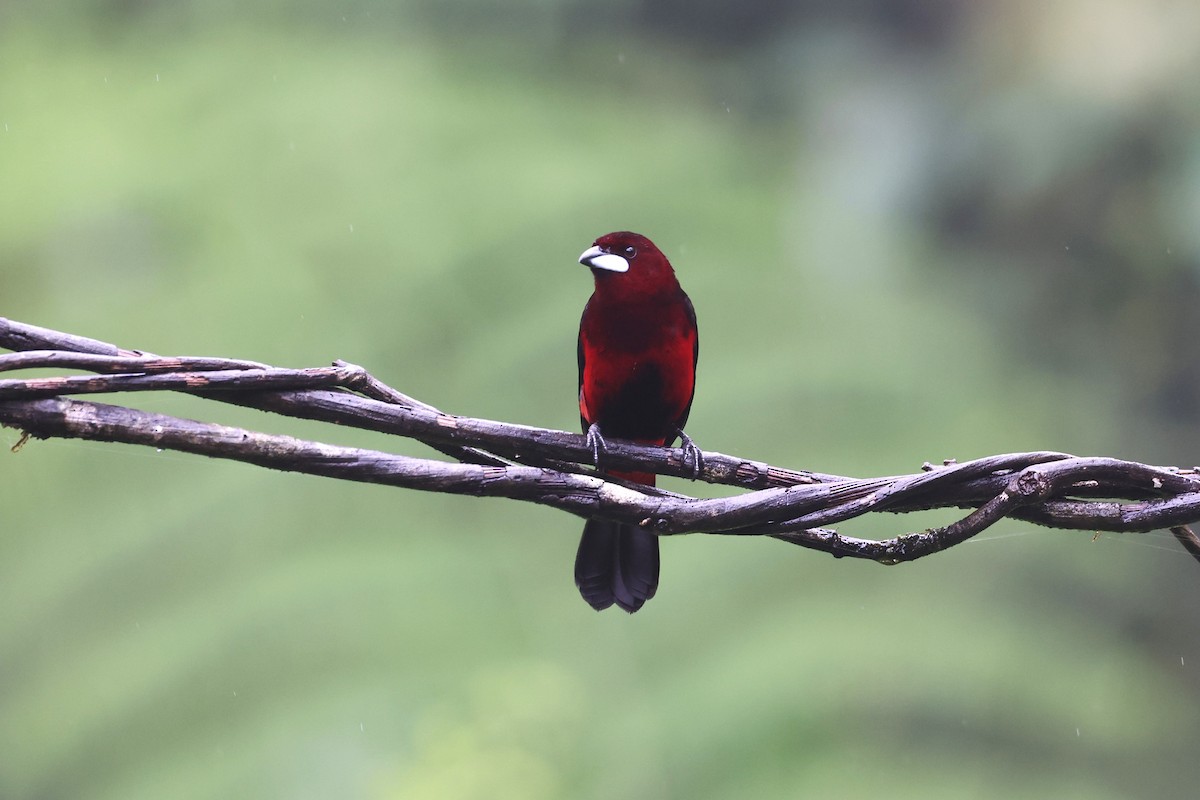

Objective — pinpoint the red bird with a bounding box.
[573,231,700,612]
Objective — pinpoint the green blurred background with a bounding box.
[3,1,1200,797]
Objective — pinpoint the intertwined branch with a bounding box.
[2,316,1199,565]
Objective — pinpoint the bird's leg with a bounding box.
[585,422,608,468]
[676,428,704,478]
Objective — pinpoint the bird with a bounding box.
[573,231,700,612]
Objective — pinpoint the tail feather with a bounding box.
[575,519,660,613]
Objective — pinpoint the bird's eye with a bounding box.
[623,246,637,258]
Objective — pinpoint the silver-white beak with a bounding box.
[579,245,629,273]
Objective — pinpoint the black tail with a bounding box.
[574,519,660,613]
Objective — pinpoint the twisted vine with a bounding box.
[2,316,1198,565]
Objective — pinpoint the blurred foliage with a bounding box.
[2,2,1200,799]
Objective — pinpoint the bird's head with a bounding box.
[578,231,677,293]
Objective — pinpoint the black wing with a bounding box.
[577,300,589,433]
[672,290,699,436]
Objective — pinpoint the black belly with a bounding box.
[595,362,679,443]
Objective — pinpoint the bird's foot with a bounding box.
[585,423,608,468]
[676,428,704,478]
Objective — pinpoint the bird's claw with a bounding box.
[588,423,702,478]
[585,423,608,468]
[677,428,704,479]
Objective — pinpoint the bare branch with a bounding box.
[2,316,1199,567]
